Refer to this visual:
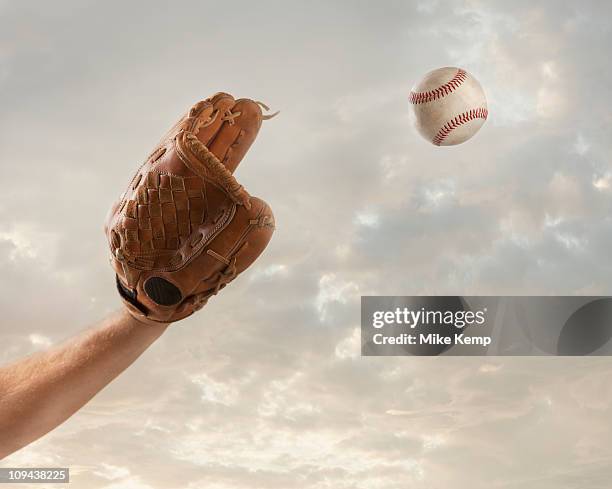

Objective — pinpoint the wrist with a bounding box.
[120,306,173,329]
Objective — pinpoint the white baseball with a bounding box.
[409,67,488,146]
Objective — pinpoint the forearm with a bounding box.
[0,310,170,459]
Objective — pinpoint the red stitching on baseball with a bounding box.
[409,69,468,104]
[432,108,488,146]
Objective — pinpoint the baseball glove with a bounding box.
[105,92,277,324]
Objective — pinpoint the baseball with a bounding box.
[409,67,488,146]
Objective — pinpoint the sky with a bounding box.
[1,0,612,487]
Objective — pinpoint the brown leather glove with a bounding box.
[105,93,277,324]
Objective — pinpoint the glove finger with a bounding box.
[205,98,264,174]
[194,92,237,146]
[157,99,214,150]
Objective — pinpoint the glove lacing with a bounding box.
[191,244,248,310]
